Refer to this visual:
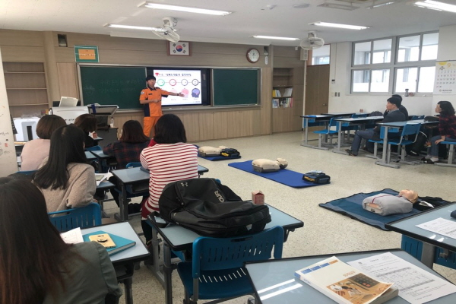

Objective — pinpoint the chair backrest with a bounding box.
[401,123,421,137]
[86,145,102,151]
[191,226,284,277]
[126,162,142,168]
[48,202,102,232]
[328,117,339,131]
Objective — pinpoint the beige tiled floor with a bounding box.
[102,131,456,304]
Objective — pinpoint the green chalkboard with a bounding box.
[213,69,259,106]
[80,66,146,109]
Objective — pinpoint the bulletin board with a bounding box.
[434,61,456,94]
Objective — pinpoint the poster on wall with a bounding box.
[434,61,456,94]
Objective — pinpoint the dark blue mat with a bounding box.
[228,160,322,188]
[319,189,421,231]
[199,154,242,161]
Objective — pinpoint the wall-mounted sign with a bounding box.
[168,41,190,56]
[74,46,99,63]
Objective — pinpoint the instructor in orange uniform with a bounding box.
[140,75,184,137]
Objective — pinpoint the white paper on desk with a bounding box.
[347,252,456,304]
[416,217,456,239]
[95,172,113,186]
[60,227,84,244]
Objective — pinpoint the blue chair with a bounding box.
[388,123,421,164]
[48,202,102,232]
[401,235,456,269]
[340,114,363,143]
[313,117,339,148]
[367,126,402,159]
[177,226,284,303]
[126,162,142,169]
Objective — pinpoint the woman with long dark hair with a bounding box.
[140,114,198,245]
[0,177,121,303]
[103,120,149,208]
[424,101,456,164]
[33,125,96,212]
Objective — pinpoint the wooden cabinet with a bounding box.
[272,67,304,133]
[3,62,49,117]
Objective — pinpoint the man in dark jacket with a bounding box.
[346,96,406,156]
[384,94,408,119]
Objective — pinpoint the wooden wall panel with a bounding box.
[57,63,80,99]
[1,30,306,141]
[198,113,215,141]
[0,30,44,46]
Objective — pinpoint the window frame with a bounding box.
[350,31,438,95]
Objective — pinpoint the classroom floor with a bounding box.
[102,131,456,304]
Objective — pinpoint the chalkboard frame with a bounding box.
[78,64,261,110]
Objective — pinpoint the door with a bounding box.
[305,65,329,115]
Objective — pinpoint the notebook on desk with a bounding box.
[83,231,136,256]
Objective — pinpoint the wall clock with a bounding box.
[246,48,260,63]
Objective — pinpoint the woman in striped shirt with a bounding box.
[140,114,198,244]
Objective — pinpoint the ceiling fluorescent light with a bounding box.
[310,22,369,30]
[106,24,163,31]
[413,0,456,13]
[140,2,232,16]
[368,2,395,9]
[253,35,300,41]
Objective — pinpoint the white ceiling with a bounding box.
[1,0,455,46]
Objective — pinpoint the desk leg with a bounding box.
[421,242,436,268]
[147,226,165,288]
[333,121,347,154]
[163,242,173,304]
[301,118,311,147]
[115,183,128,222]
[375,126,400,169]
[436,144,456,167]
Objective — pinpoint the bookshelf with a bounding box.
[3,62,49,118]
[272,67,303,133]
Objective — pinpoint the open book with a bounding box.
[61,228,136,256]
[295,256,398,304]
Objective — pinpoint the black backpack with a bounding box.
[158,178,271,237]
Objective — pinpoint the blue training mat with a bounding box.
[228,160,322,188]
[319,189,421,231]
[198,154,242,161]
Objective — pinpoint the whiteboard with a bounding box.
[434,61,456,94]
[0,49,19,176]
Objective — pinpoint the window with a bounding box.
[351,32,438,94]
[311,44,330,65]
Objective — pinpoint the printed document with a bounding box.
[416,217,456,239]
[348,252,456,304]
[60,227,84,244]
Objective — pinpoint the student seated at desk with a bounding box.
[74,113,98,148]
[346,96,406,156]
[0,177,122,304]
[423,101,456,164]
[140,114,198,246]
[102,120,150,209]
[383,94,408,120]
[363,189,418,216]
[33,125,96,212]
[20,115,66,171]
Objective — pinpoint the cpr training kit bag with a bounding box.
[303,170,331,184]
[158,178,271,237]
